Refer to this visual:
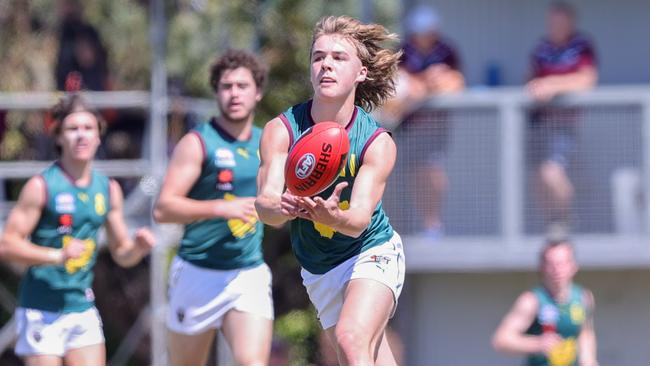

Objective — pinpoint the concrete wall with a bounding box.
[405,0,650,86]
[396,270,650,365]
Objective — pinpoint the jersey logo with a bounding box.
[314,200,350,238]
[62,236,96,274]
[215,148,236,168]
[77,192,89,202]
[569,304,585,325]
[236,147,250,159]
[548,337,577,366]
[57,214,73,235]
[94,193,106,216]
[295,153,316,179]
[539,304,559,326]
[55,193,75,213]
[217,169,234,191]
[224,193,257,238]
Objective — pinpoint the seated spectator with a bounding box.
[526,1,598,239]
[379,4,464,126]
[380,5,464,240]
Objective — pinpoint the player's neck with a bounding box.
[215,116,253,141]
[58,156,93,186]
[311,94,356,127]
[544,282,572,304]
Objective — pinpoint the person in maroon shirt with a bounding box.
[378,5,464,240]
[526,2,598,238]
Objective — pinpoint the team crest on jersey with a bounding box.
[217,169,234,191]
[55,193,75,213]
[214,148,236,168]
[236,147,249,159]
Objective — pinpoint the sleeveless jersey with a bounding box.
[526,284,588,366]
[178,119,264,270]
[280,100,394,274]
[19,163,110,313]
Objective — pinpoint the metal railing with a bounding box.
[384,85,650,271]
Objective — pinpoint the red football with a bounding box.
[285,122,350,197]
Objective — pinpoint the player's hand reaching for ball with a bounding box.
[296,182,348,226]
[280,190,301,220]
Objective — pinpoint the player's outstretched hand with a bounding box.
[280,191,301,220]
[296,182,348,225]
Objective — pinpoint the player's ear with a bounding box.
[255,89,262,102]
[356,66,368,83]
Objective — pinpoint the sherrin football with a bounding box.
[284,122,350,197]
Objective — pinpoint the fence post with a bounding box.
[500,98,525,245]
[643,98,650,236]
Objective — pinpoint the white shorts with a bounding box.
[14,307,104,357]
[166,257,274,335]
[301,232,406,329]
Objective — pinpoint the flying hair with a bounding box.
[312,16,402,111]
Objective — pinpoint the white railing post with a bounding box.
[642,97,650,236]
[499,98,525,245]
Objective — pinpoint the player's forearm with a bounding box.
[0,235,63,266]
[492,334,544,355]
[435,70,465,93]
[110,240,145,268]
[153,196,220,223]
[543,69,597,94]
[579,332,598,366]
[329,208,371,238]
[255,194,290,226]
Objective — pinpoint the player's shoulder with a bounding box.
[280,100,309,116]
[516,290,541,311]
[16,174,48,208]
[354,106,387,133]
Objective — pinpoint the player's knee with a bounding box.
[232,348,268,366]
[335,326,370,358]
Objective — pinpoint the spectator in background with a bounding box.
[492,240,598,366]
[55,0,110,92]
[527,2,598,238]
[381,4,464,239]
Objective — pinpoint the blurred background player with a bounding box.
[153,49,273,366]
[492,240,598,366]
[256,15,405,365]
[526,1,598,238]
[0,94,155,366]
[380,4,464,239]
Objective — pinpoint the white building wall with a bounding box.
[398,270,650,365]
[409,0,650,85]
